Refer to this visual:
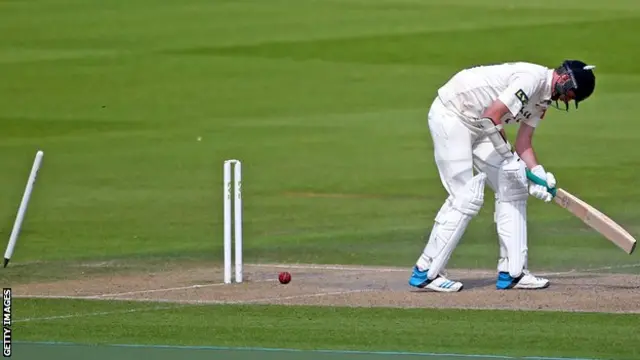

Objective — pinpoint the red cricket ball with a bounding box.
[278,271,291,284]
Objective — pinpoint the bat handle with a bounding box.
[525,168,557,197]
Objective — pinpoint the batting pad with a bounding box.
[495,198,528,277]
[421,173,487,280]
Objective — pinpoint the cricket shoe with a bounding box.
[408,266,463,292]
[496,270,549,290]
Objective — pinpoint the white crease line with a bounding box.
[539,263,640,277]
[88,284,215,298]
[241,289,376,304]
[93,278,278,298]
[583,263,640,272]
[15,294,200,303]
[17,278,278,300]
[14,305,182,323]
[15,295,96,300]
[248,263,407,272]
[16,288,375,306]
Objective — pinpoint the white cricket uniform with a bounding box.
[416,62,554,280]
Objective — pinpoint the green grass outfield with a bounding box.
[1,0,640,359]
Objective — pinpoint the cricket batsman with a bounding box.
[409,60,596,292]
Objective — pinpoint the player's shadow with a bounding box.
[459,273,612,290]
[459,277,495,290]
[408,277,495,292]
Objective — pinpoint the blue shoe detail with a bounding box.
[496,271,521,290]
[409,266,430,288]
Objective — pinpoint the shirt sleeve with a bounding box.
[523,107,547,128]
[497,74,540,117]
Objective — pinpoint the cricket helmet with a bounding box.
[553,59,596,110]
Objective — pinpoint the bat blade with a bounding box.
[554,188,637,254]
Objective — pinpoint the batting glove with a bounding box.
[528,165,556,203]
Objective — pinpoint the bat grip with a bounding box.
[525,168,557,197]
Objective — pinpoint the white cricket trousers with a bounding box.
[418,96,529,278]
[428,97,503,194]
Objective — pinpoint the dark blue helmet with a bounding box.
[553,60,596,110]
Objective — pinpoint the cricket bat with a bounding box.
[526,169,637,255]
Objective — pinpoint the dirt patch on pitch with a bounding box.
[11,264,640,313]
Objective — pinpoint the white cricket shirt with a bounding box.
[437,62,554,128]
